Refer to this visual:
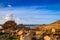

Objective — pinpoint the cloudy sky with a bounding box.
[0,0,60,24]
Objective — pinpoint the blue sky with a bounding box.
[0,0,60,24]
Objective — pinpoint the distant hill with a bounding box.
[48,20,60,28]
[50,20,60,25]
[32,20,60,30]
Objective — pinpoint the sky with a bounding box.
[0,0,60,24]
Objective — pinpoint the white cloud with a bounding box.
[0,6,60,24]
[8,5,12,8]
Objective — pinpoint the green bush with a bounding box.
[0,32,20,40]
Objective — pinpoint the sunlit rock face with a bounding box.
[44,36,51,40]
